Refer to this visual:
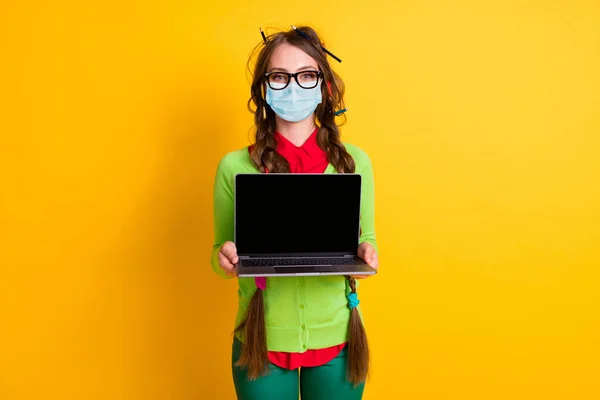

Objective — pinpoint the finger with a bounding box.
[357,242,367,259]
[361,244,378,268]
[221,242,239,264]
[218,251,234,271]
[364,246,374,262]
[366,249,379,269]
[358,243,377,267]
[351,275,369,279]
[220,260,237,277]
[372,255,379,269]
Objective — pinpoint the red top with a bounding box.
[272,128,329,173]
[248,128,347,370]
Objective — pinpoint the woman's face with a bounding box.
[267,43,319,82]
[263,43,324,124]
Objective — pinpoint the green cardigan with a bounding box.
[211,143,378,352]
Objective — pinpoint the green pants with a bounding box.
[232,339,365,400]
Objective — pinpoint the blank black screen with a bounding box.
[235,174,361,255]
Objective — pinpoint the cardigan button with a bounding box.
[299,305,304,309]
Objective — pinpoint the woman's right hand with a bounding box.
[218,241,239,277]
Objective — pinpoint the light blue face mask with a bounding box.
[265,80,322,122]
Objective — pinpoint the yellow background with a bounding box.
[1,0,599,399]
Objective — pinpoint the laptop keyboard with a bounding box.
[243,257,364,267]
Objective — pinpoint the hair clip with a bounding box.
[347,292,360,309]
[291,25,342,63]
[259,27,268,45]
[334,108,348,116]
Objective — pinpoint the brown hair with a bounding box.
[233,26,369,386]
[347,276,370,385]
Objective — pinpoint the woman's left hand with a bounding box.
[352,242,379,279]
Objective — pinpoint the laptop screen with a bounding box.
[235,174,361,256]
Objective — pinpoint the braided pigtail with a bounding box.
[346,276,370,386]
[233,278,269,379]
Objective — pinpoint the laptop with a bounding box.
[234,173,376,277]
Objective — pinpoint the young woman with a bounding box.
[210,26,379,400]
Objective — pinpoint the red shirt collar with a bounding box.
[274,128,322,159]
[248,128,329,173]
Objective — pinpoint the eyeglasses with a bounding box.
[264,70,322,90]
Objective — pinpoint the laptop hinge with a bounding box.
[239,254,354,259]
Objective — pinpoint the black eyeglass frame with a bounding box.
[264,70,323,90]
